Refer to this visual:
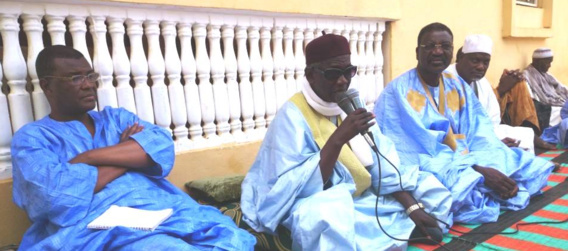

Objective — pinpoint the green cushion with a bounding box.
[219,202,292,251]
[185,175,244,204]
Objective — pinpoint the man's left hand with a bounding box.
[409,209,440,238]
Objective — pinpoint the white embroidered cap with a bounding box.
[532,48,553,58]
[462,34,493,55]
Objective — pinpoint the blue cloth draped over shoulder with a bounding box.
[241,96,453,250]
[374,69,554,224]
[11,107,255,251]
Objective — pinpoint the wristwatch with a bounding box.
[406,202,424,215]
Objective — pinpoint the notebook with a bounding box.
[87,205,173,231]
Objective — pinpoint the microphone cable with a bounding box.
[369,132,451,251]
[367,132,568,249]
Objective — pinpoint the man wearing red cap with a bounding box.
[241,34,452,250]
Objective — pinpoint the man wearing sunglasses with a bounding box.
[375,23,554,224]
[241,34,452,250]
[10,45,255,250]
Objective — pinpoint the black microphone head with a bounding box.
[334,91,355,114]
[346,88,366,110]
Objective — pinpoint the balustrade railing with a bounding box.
[0,0,387,179]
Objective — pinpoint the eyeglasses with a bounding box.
[43,72,100,85]
[314,65,358,81]
[419,43,453,52]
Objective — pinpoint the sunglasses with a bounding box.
[314,65,358,81]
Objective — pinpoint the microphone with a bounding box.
[334,89,378,151]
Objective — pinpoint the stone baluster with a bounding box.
[0,13,33,132]
[235,18,255,138]
[293,20,306,93]
[88,14,118,109]
[126,16,154,123]
[0,58,12,180]
[108,15,136,114]
[365,22,377,109]
[22,13,49,119]
[248,18,266,137]
[45,14,66,45]
[272,20,287,109]
[260,18,276,125]
[283,23,296,98]
[208,16,232,143]
[221,20,245,141]
[68,8,92,66]
[194,18,219,143]
[162,20,191,149]
[356,23,367,96]
[304,20,316,50]
[144,19,172,134]
[349,22,359,90]
[178,21,204,147]
[374,22,386,98]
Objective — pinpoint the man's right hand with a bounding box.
[120,122,144,143]
[501,137,520,148]
[497,69,523,97]
[333,108,375,145]
[473,165,519,200]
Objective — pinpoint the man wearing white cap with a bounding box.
[446,34,554,152]
[525,48,568,107]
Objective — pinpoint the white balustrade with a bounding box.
[1,13,33,133]
[125,19,152,125]
[108,14,136,114]
[194,18,219,144]
[222,20,246,142]
[283,24,296,98]
[293,24,305,93]
[178,20,204,147]
[162,20,191,149]
[365,22,377,110]
[236,18,255,138]
[260,18,276,126]
[145,19,172,135]
[0,1,387,180]
[208,16,232,143]
[272,21,287,109]
[89,14,118,109]
[0,60,12,180]
[248,18,266,138]
[374,22,386,99]
[22,12,49,120]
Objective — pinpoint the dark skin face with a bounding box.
[306,54,352,102]
[532,57,553,73]
[455,52,491,84]
[416,30,454,86]
[40,57,98,122]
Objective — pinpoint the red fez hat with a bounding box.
[305,34,350,65]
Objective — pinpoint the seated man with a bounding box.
[541,100,568,149]
[11,45,255,250]
[241,34,453,250]
[525,48,567,128]
[446,34,554,152]
[374,23,554,224]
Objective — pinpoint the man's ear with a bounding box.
[415,47,419,61]
[39,78,51,95]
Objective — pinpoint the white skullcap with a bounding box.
[533,48,553,58]
[462,34,493,55]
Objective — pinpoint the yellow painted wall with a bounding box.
[387,0,568,87]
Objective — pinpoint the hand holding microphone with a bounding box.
[334,89,377,150]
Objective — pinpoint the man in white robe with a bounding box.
[241,34,453,251]
[446,34,546,153]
